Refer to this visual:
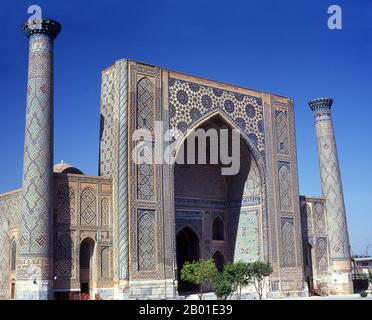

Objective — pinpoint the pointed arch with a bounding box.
[173,111,265,178]
[212,251,225,272]
[10,238,16,272]
[176,226,200,293]
[79,237,95,297]
[172,111,269,261]
[212,216,224,241]
[80,237,95,270]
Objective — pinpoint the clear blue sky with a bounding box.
[0,0,371,255]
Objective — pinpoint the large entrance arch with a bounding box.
[174,113,265,294]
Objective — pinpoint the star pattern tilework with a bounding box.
[169,78,265,152]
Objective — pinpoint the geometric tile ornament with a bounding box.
[243,156,261,197]
[278,162,292,211]
[80,188,97,226]
[169,78,265,153]
[137,210,156,271]
[314,202,326,235]
[101,246,110,279]
[101,198,110,227]
[56,184,75,224]
[0,191,21,298]
[281,217,296,267]
[304,204,313,234]
[309,98,351,259]
[19,20,61,284]
[55,233,74,279]
[117,60,129,280]
[136,77,155,201]
[99,63,121,281]
[275,110,289,154]
[128,63,164,282]
[316,237,329,272]
[234,209,260,262]
[0,216,10,297]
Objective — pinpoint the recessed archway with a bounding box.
[79,237,95,298]
[9,238,16,299]
[212,251,225,272]
[212,216,224,241]
[176,227,200,293]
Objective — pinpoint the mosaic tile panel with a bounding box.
[117,60,129,280]
[54,232,74,279]
[20,33,54,258]
[0,191,21,297]
[234,209,260,262]
[275,109,289,154]
[314,203,326,234]
[316,237,329,272]
[243,156,261,197]
[137,210,156,271]
[137,77,154,132]
[80,188,97,226]
[129,62,163,280]
[100,63,121,280]
[56,184,75,225]
[101,246,111,279]
[136,77,155,201]
[281,217,295,267]
[101,198,110,227]
[278,162,292,211]
[312,103,350,259]
[304,204,313,234]
[168,78,265,152]
[99,67,118,176]
[0,219,10,298]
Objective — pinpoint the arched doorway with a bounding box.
[303,242,314,294]
[212,217,224,241]
[80,238,94,298]
[212,251,225,272]
[176,227,200,293]
[9,239,16,299]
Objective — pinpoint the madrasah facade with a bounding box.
[0,19,353,299]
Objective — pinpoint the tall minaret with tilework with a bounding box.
[16,19,61,299]
[308,98,353,294]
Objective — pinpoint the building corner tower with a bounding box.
[16,19,61,299]
[308,98,353,294]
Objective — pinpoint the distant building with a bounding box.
[352,257,372,276]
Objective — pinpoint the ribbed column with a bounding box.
[308,98,352,294]
[16,19,61,300]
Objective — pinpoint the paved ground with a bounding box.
[283,293,372,300]
[184,292,372,300]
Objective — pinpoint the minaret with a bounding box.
[308,98,353,294]
[17,19,61,299]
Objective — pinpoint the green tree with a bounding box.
[368,271,372,292]
[180,259,218,300]
[212,273,234,300]
[224,262,253,299]
[250,261,273,300]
